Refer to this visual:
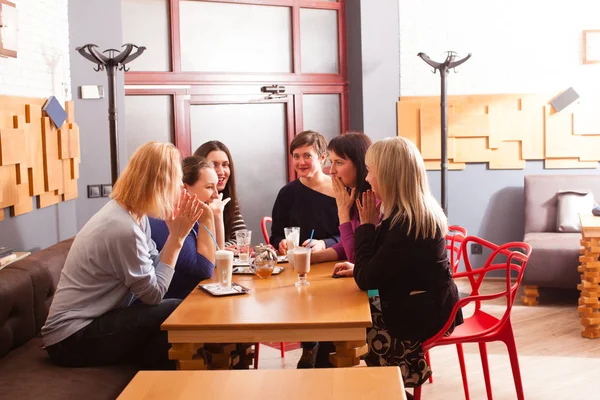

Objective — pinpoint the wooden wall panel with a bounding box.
[453,137,490,163]
[489,141,526,169]
[398,93,600,170]
[397,101,420,147]
[0,96,80,218]
[42,116,63,193]
[0,165,18,210]
[25,104,46,196]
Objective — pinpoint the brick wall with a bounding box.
[0,0,71,101]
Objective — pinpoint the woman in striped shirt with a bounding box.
[194,141,247,249]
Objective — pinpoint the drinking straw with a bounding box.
[203,225,220,251]
[307,229,315,249]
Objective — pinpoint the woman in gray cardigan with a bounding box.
[42,142,204,370]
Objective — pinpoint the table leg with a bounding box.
[235,343,256,369]
[169,343,207,370]
[204,343,237,369]
[330,340,368,367]
[578,236,600,339]
[521,285,539,306]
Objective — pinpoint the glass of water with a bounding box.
[235,229,252,263]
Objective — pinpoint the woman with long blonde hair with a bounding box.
[333,137,462,395]
[42,142,202,370]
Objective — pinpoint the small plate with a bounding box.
[198,282,250,297]
[233,266,284,275]
[277,255,287,263]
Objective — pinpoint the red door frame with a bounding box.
[124,0,349,169]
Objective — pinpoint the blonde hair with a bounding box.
[365,137,447,239]
[111,142,182,220]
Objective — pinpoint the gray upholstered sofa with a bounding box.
[522,175,600,305]
[0,238,136,399]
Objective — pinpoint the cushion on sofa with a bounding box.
[524,175,600,234]
[0,337,137,400]
[523,232,582,289]
[7,238,74,332]
[0,268,36,358]
[556,190,594,232]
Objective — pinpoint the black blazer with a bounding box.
[354,216,463,341]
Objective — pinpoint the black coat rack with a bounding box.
[417,51,471,216]
[76,44,146,185]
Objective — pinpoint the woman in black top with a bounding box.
[270,130,340,254]
[270,130,340,369]
[334,137,463,393]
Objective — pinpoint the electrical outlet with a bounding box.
[471,243,483,255]
[101,184,112,197]
[87,185,101,198]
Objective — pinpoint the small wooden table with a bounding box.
[117,368,406,400]
[578,213,600,338]
[162,261,372,369]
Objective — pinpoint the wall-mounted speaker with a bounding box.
[551,87,580,113]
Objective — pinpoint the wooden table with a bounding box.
[162,261,372,369]
[578,213,600,338]
[117,368,406,400]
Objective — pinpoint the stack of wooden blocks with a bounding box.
[169,343,255,370]
[329,341,368,367]
[578,214,600,339]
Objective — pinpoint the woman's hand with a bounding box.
[209,193,231,216]
[302,239,326,252]
[332,261,354,277]
[357,190,380,225]
[332,177,354,223]
[197,200,213,223]
[278,239,288,255]
[166,189,203,241]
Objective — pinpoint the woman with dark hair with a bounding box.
[311,132,372,264]
[194,141,247,248]
[269,130,340,254]
[150,156,228,299]
[269,130,341,370]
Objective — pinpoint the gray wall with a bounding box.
[69,0,126,230]
[0,201,77,254]
[347,0,600,269]
[347,0,400,141]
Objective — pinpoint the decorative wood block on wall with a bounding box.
[0,96,80,221]
[397,93,600,170]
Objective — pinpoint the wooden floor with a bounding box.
[259,279,600,399]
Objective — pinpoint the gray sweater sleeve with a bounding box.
[112,218,174,305]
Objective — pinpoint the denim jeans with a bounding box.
[46,299,182,370]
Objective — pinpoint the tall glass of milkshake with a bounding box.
[293,247,311,287]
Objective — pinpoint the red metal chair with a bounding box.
[414,236,532,400]
[447,225,467,273]
[254,216,285,368]
[261,216,272,245]
[425,225,468,383]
